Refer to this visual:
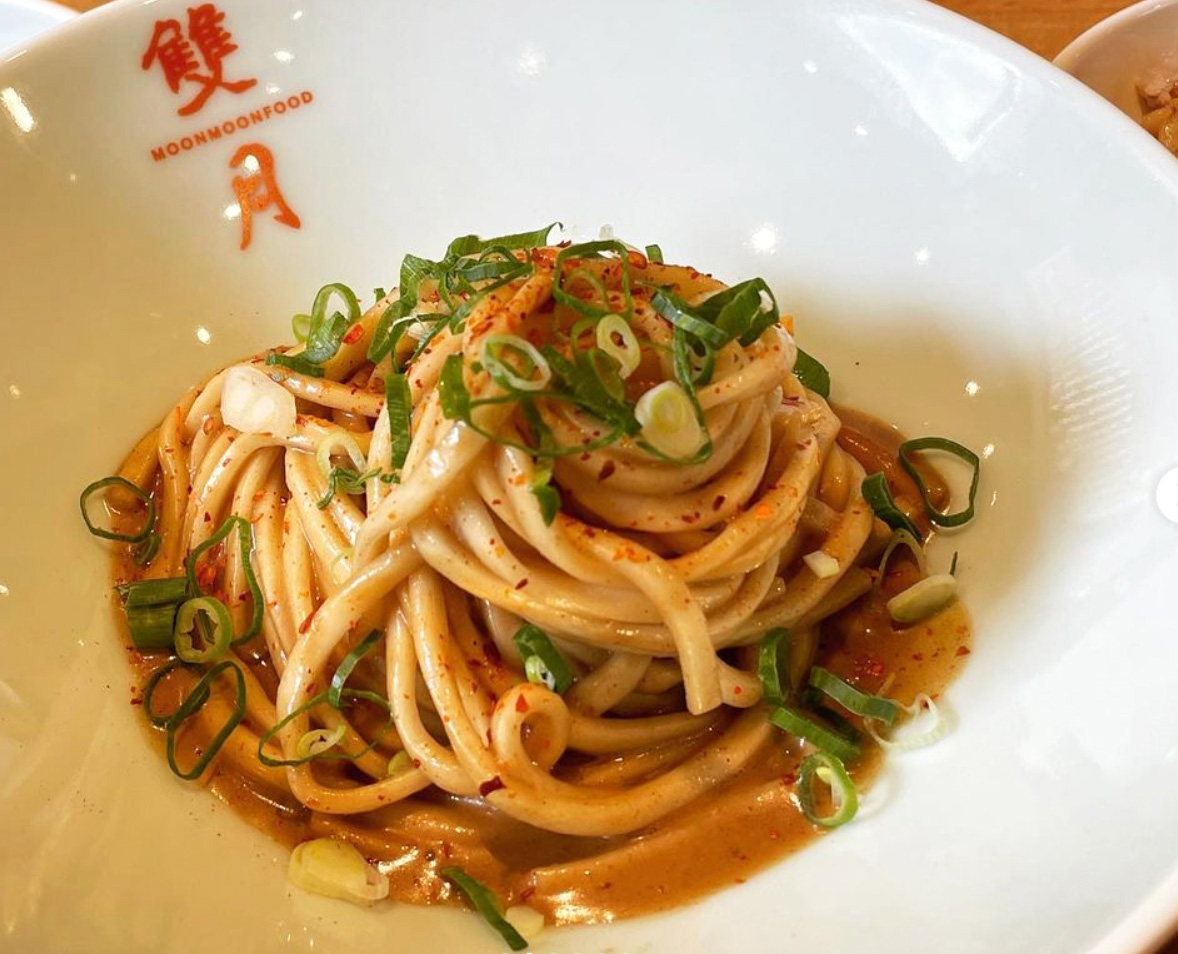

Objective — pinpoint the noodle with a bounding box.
[86,228,975,935]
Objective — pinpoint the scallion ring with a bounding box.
[886,573,958,624]
[898,436,981,528]
[808,666,900,725]
[769,705,861,762]
[876,528,927,584]
[634,381,705,459]
[164,660,247,780]
[797,751,859,828]
[315,431,367,480]
[595,313,641,378]
[861,472,921,539]
[480,334,552,393]
[185,516,264,646]
[442,867,529,952]
[295,725,348,761]
[865,693,951,752]
[79,476,156,544]
[172,595,233,663]
[757,628,791,707]
[328,630,382,709]
[513,624,573,694]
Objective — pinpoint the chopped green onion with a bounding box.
[116,577,189,608]
[388,750,414,776]
[257,684,391,767]
[797,751,859,828]
[125,603,182,651]
[316,431,367,478]
[185,516,263,646]
[295,725,347,760]
[865,693,950,752]
[386,372,412,470]
[79,476,156,544]
[315,466,379,509]
[876,528,927,582]
[595,313,641,378]
[164,660,247,780]
[446,222,559,259]
[328,630,382,709]
[861,472,921,539]
[645,243,664,263]
[373,287,387,302]
[513,624,572,694]
[886,573,958,624]
[808,666,900,725]
[554,240,633,319]
[634,381,705,459]
[438,354,471,421]
[792,348,830,398]
[769,705,861,762]
[649,288,729,349]
[173,595,233,663]
[692,278,779,346]
[898,437,980,528]
[272,283,362,376]
[672,327,715,388]
[132,533,162,567]
[757,627,791,707]
[142,659,188,727]
[441,867,529,952]
[291,313,312,342]
[530,464,561,526]
[480,334,552,393]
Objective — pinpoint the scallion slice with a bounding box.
[757,627,791,707]
[554,240,633,319]
[116,577,189,608]
[649,288,729,349]
[861,472,921,539]
[876,528,927,582]
[163,660,247,780]
[792,347,830,398]
[865,693,950,752]
[295,725,347,761]
[645,243,664,264]
[480,334,552,393]
[898,436,980,528]
[769,705,861,762]
[634,381,705,459]
[441,867,529,952]
[512,624,572,694]
[173,595,233,664]
[386,372,412,470]
[808,666,900,725]
[595,313,641,378]
[797,751,858,828]
[886,573,958,624]
[125,603,182,651]
[79,476,156,544]
[328,630,382,709]
[185,515,263,646]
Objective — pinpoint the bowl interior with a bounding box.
[3,2,1178,953]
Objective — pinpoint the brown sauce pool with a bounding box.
[114,410,971,924]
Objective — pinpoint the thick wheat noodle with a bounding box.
[118,245,908,895]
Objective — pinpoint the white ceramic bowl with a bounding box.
[4,2,1178,953]
[1056,0,1178,121]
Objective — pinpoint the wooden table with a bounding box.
[52,0,1171,951]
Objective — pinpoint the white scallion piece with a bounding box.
[220,364,296,437]
[635,381,704,458]
[288,838,389,904]
[595,313,641,378]
[315,431,367,479]
[504,904,546,941]
[295,725,347,761]
[886,573,958,624]
[866,693,951,752]
[803,550,840,579]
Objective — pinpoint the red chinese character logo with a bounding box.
[142,4,257,116]
[230,143,301,250]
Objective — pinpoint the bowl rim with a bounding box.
[1055,0,1178,70]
